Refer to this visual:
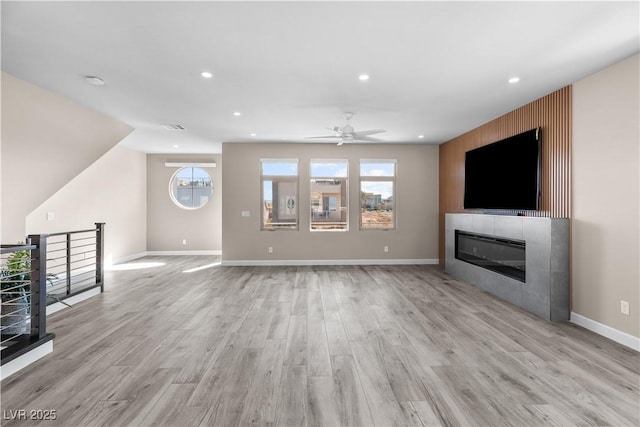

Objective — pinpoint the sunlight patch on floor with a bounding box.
[182,262,221,273]
[109,262,166,271]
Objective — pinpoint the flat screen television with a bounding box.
[463,128,541,211]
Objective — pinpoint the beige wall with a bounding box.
[1,72,133,243]
[147,154,221,252]
[222,143,438,262]
[572,54,639,338]
[26,146,147,266]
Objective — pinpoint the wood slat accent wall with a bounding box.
[438,86,572,263]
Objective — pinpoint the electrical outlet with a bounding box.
[384,246,389,253]
[182,239,187,245]
[241,210,250,217]
[620,300,630,316]
[268,246,273,254]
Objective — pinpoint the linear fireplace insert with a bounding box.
[454,230,526,282]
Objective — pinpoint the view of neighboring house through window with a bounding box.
[310,160,348,231]
[169,167,213,209]
[360,160,396,229]
[261,159,298,230]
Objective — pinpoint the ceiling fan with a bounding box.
[306,112,386,146]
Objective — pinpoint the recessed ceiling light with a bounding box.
[418,135,425,139]
[84,75,104,86]
[358,74,370,81]
[508,77,520,84]
[200,71,213,79]
[250,133,257,137]
[172,144,180,148]
[233,111,241,117]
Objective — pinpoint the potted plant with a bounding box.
[1,247,64,336]
[1,248,32,335]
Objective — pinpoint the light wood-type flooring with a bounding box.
[1,256,638,426]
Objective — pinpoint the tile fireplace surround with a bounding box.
[445,213,569,322]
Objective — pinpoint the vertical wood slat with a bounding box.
[438,86,572,262]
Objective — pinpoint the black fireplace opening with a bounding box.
[455,230,526,282]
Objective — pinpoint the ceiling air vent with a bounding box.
[161,124,187,130]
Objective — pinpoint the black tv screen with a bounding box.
[463,128,541,210]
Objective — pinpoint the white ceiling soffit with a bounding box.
[2,1,638,154]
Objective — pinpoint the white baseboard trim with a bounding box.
[221,258,438,267]
[146,250,222,256]
[0,339,53,380]
[571,312,640,352]
[47,287,102,316]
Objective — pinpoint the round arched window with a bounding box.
[169,167,213,209]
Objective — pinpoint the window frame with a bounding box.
[168,166,214,210]
[260,159,299,231]
[310,159,349,232]
[359,159,397,231]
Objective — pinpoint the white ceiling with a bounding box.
[2,1,638,154]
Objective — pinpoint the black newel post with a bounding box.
[28,234,48,340]
[95,223,105,292]
[66,233,72,296]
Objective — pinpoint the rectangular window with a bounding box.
[261,159,298,230]
[310,160,348,231]
[360,160,396,230]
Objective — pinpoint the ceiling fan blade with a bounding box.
[305,135,341,139]
[354,129,386,137]
[353,135,384,142]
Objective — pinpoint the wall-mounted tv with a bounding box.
[463,128,541,211]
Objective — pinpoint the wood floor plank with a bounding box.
[68,400,129,427]
[407,400,443,427]
[319,278,339,313]
[336,299,368,342]
[380,344,430,402]
[267,301,292,340]
[349,341,410,426]
[431,365,507,426]
[138,384,206,427]
[185,333,246,408]
[307,315,332,377]
[283,314,307,367]
[324,310,351,356]
[523,403,586,426]
[307,376,342,427]
[308,290,324,320]
[275,365,307,427]
[1,257,637,427]
[197,348,261,426]
[238,339,286,426]
[291,287,307,315]
[331,355,375,426]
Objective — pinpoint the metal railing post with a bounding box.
[95,223,105,292]
[27,234,48,340]
[66,233,72,296]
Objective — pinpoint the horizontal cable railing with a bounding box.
[1,240,52,364]
[43,223,105,303]
[1,243,36,348]
[2,223,104,365]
